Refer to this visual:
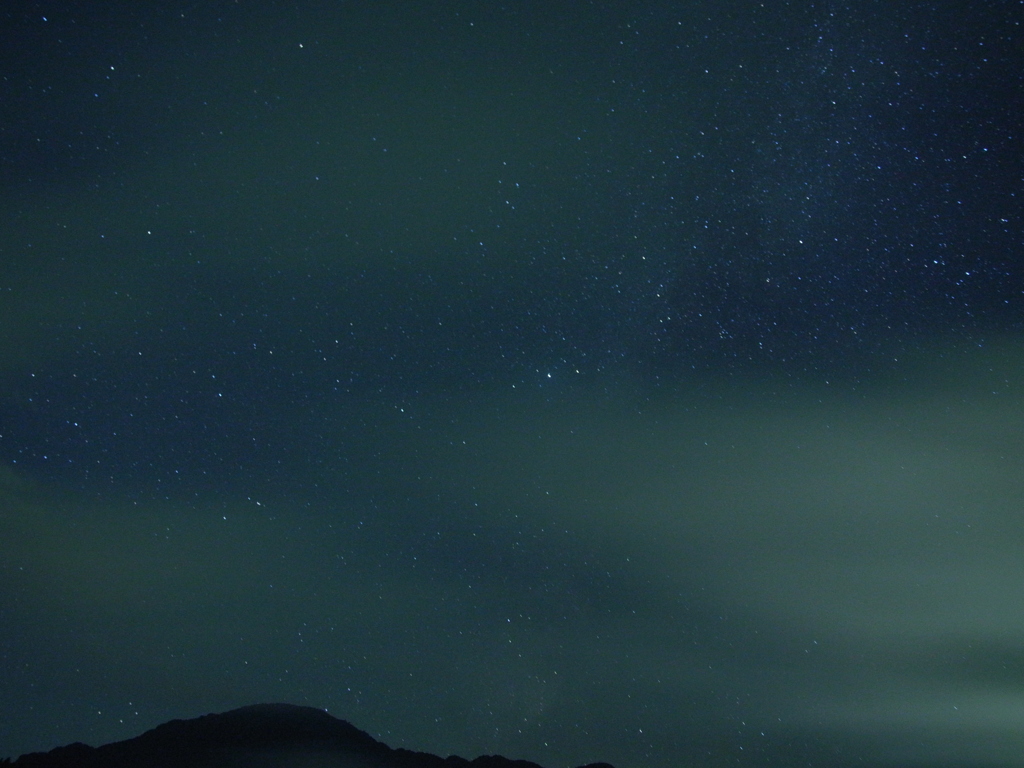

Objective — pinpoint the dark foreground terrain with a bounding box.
[3,704,615,768]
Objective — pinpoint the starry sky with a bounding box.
[1,1,1023,766]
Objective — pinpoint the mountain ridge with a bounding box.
[4,703,615,768]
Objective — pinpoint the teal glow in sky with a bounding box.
[2,2,1023,766]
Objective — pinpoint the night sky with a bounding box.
[2,1,1024,766]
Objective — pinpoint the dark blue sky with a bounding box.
[2,2,1023,766]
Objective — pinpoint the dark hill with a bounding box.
[4,703,615,768]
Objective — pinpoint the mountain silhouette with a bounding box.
[3,703,616,768]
